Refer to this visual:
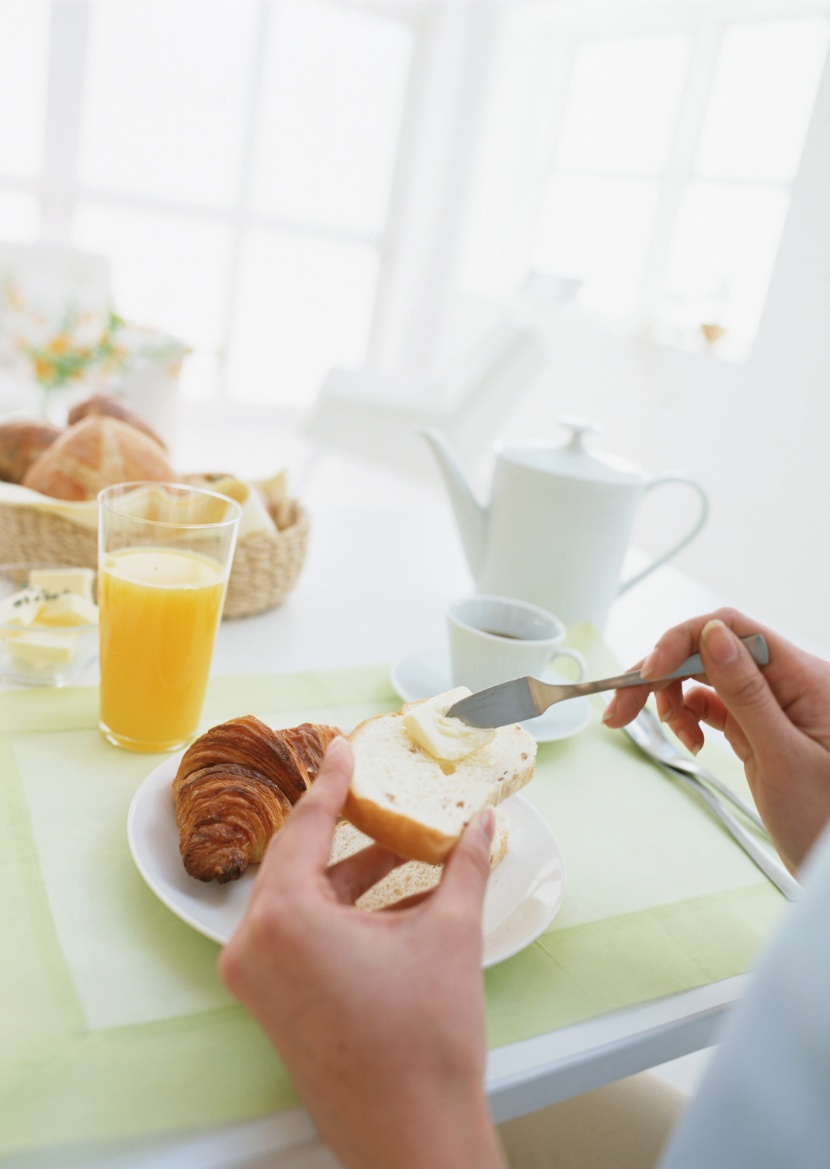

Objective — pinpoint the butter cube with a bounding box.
[8,629,79,669]
[36,592,99,627]
[28,567,95,603]
[0,587,44,628]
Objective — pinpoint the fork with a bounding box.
[624,705,769,835]
[631,740,800,900]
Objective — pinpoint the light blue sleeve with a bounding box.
[659,824,830,1169]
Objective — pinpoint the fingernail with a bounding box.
[601,696,618,723]
[477,807,495,840]
[702,620,738,666]
[640,649,659,678]
[678,730,702,756]
[326,735,352,761]
[659,705,672,724]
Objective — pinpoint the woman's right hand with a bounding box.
[602,609,830,873]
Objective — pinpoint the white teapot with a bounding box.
[422,420,709,631]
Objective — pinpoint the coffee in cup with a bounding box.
[447,595,585,693]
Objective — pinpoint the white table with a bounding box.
[3,465,747,1169]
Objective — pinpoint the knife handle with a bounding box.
[664,634,769,681]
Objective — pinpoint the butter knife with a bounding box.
[447,634,769,728]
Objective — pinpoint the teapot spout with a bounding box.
[419,427,488,578]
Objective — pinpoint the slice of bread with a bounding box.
[344,700,536,864]
[329,808,509,911]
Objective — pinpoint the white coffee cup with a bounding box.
[447,595,586,692]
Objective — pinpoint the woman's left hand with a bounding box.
[219,736,506,1169]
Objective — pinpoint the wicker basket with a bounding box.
[224,499,309,618]
[0,495,310,619]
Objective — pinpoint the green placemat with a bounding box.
[0,637,787,1156]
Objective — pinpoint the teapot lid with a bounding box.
[502,418,645,485]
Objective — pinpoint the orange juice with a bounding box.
[98,547,227,752]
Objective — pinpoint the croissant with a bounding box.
[173,715,340,883]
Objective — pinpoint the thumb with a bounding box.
[700,619,788,752]
[437,807,495,916]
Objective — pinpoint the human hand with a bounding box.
[219,736,506,1169]
[602,609,830,873]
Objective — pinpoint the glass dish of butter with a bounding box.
[0,564,99,687]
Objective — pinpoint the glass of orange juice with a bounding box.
[97,481,242,753]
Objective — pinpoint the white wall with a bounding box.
[499,42,830,651]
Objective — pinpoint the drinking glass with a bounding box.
[97,481,242,753]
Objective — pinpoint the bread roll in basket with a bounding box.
[0,476,308,618]
[0,481,308,619]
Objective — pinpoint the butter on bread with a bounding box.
[344,690,536,865]
[401,686,496,760]
[329,808,509,910]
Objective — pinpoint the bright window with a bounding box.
[529,11,830,358]
[1,0,828,405]
[73,202,235,350]
[0,0,416,409]
[0,191,39,243]
[225,229,379,407]
[535,175,661,319]
[79,0,256,208]
[250,0,412,235]
[557,35,692,176]
[659,181,791,344]
[695,19,829,183]
[0,0,49,179]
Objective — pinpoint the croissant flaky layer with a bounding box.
[173,715,340,883]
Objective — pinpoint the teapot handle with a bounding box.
[618,475,710,595]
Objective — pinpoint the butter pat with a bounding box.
[402,687,496,762]
[7,629,79,668]
[0,586,44,628]
[36,591,99,627]
[28,567,95,603]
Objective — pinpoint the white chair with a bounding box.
[304,319,548,481]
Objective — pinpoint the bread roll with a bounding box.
[344,701,536,865]
[22,415,176,500]
[329,810,509,911]
[67,393,167,450]
[0,419,62,483]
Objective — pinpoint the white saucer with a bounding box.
[390,647,592,743]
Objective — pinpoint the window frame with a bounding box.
[3,0,828,409]
[522,0,830,357]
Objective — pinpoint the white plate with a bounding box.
[390,646,592,743]
[127,754,566,969]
